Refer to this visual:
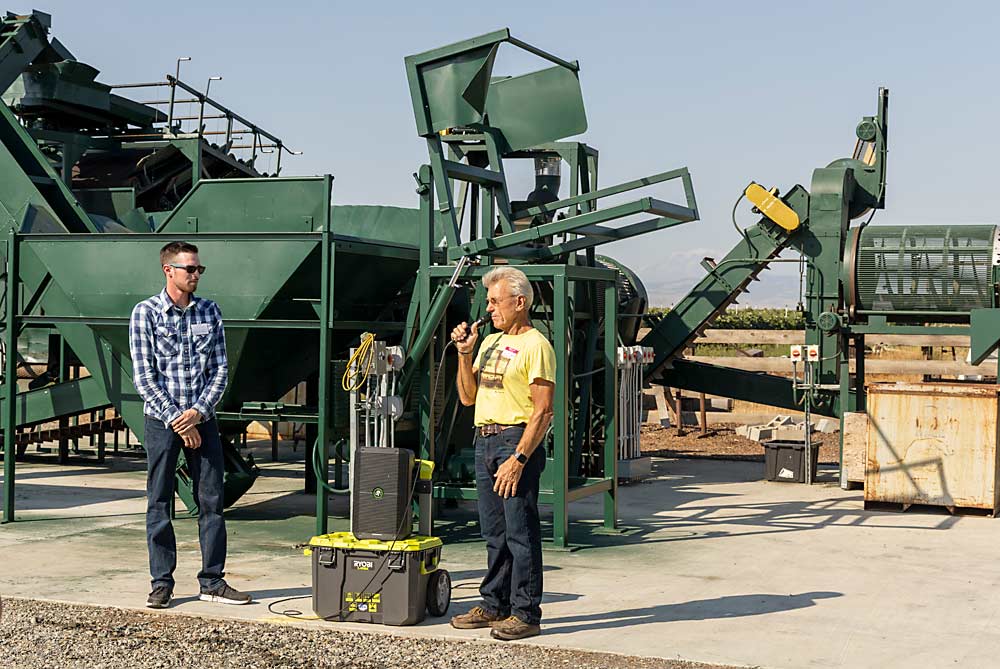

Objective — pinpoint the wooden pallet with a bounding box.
[863,500,996,517]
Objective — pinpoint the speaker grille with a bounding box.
[352,448,414,541]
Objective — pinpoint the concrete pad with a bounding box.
[2,445,1000,668]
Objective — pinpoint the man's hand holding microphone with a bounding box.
[451,315,489,355]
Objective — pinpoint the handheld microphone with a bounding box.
[458,315,490,342]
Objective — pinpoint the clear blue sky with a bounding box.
[37,1,1000,306]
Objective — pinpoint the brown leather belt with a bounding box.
[478,423,526,437]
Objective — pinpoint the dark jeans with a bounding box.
[475,425,545,625]
[144,416,227,591]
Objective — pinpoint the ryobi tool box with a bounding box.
[305,532,450,625]
[306,448,451,625]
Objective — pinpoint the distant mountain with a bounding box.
[635,250,804,309]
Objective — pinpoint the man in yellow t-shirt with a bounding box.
[448,266,555,641]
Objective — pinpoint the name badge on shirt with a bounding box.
[501,346,519,359]
[192,323,212,336]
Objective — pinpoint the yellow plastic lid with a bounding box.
[304,531,442,555]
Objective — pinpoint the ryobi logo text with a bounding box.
[352,559,374,571]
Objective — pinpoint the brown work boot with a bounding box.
[490,615,541,640]
[450,606,506,629]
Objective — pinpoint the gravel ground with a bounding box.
[0,598,748,669]
[640,423,840,464]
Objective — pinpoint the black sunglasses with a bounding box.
[167,263,207,275]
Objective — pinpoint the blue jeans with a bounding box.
[475,425,545,625]
[144,416,227,591]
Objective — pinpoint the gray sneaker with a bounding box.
[199,583,252,605]
[146,586,173,609]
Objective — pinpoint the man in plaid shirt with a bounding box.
[129,241,251,609]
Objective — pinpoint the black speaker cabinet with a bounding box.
[352,447,415,541]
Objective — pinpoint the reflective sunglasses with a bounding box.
[167,263,207,275]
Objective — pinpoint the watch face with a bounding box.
[515,453,528,464]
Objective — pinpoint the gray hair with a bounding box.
[482,266,534,308]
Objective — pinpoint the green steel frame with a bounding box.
[0,231,335,523]
[399,30,700,547]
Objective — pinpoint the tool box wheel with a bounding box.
[426,568,451,617]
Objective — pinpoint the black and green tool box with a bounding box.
[305,532,451,626]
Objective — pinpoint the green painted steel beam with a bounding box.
[846,324,970,336]
[442,159,504,186]
[565,477,613,503]
[658,359,841,418]
[449,196,696,260]
[0,376,110,429]
[510,167,695,220]
[0,12,50,93]
[639,189,808,381]
[970,309,1000,365]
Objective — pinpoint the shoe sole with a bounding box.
[146,597,172,609]
[450,620,502,630]
[199,594,251,605]
[491,628,541,641]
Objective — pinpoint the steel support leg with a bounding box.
[315,202,333,537]
[2,230,17,523]
[551,274,569,548]
[602,278,618,530]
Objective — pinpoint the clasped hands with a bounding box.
[171,408,202,449]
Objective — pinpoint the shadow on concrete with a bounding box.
[7,482,146,511]
[226,491,350,521]
[542,591,843,634]
[3,465,145,481]
[245,585,311,600]
[558,494,963,551]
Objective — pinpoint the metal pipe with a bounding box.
[854,309,970,317]
[171,114,228,121]
[507,36,579,72]
[109,81,169,89]
[229,142,280,149]
[167,76,291,149]
[199,76,222,139]
[699,393,707,436]
[166,57,191,132]
[141,98,200,105]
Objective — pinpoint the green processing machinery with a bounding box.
[0,10,427,521]
[639,86,1000,487]
[2,11,989,546]
[0,14,700,551]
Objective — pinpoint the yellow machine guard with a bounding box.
[745,182,800,232]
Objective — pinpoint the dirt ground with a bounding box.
[0,598,745,669]
[640,422,840,464]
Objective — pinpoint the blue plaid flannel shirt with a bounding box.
[128,288,229,426]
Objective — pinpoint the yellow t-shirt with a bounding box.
[472,327,556,426]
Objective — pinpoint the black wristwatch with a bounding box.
[514,452,528,465]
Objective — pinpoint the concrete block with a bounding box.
[735,424,750,438]
[618,456,653,483]
[747,426,775,442]
[773,426,809,441]
[708,398,734,411]
[764,415,795,428]
[815,418,837,433]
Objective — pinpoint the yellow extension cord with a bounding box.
[341,332,376,392]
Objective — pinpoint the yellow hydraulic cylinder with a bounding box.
[745,182,800,231]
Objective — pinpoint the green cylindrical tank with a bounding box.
[846,224,998,315]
